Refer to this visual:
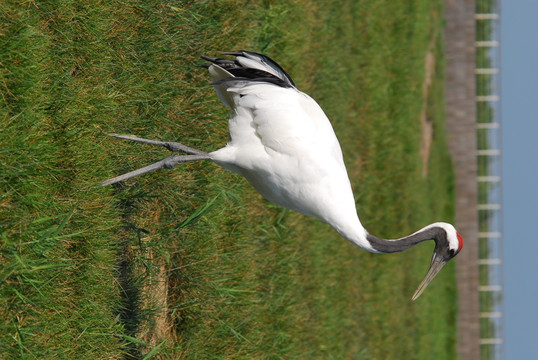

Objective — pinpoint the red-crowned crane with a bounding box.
[103,51,463,300]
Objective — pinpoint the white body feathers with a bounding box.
[207,59,371,250]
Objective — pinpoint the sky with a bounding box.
[501,0,538,359]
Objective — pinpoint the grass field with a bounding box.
[1,1,457,359]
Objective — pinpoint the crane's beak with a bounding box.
[411,255,447,301]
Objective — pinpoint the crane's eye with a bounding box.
[449,249,456,257]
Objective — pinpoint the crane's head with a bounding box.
[412,223,463,301]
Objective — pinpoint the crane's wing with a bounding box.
[202,51,344,163]
[202,50,293,109]
[232,84,341,157]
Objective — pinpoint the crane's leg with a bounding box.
[106,133,208,155]
[102,133,211,186]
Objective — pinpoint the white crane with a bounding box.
[103,50,463,300]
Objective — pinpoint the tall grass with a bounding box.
[1,0,456,359]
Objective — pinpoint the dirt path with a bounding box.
[420,49,435,177]
[443,0,481,359]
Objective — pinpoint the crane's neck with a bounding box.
[364,226,443,254]
[331,215,443,254]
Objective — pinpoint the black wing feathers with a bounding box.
[201,50,296,89]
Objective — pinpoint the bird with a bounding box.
[103,50,463,300]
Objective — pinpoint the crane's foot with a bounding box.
[102,133,211,186]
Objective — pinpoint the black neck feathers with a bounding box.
[366,226,448,254]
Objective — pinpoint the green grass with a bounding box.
[1,0,457,359]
